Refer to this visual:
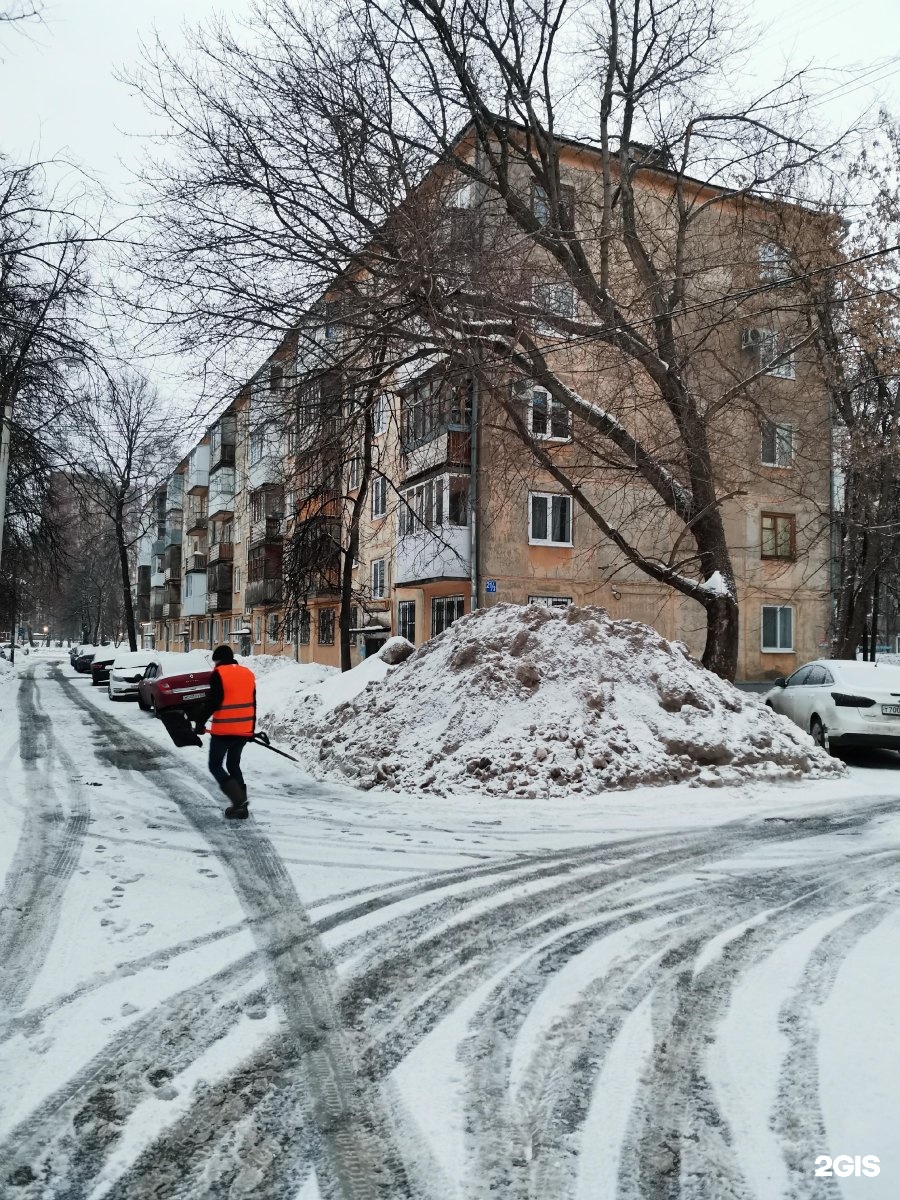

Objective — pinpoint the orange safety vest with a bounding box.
[209,663,256,738]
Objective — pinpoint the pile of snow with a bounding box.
[0,656,14,680]
[252,656,339,737]
[284,604,843,795]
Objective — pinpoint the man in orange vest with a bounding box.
[195,644,257,819]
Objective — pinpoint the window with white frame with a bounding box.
[373,394,388,436]
[528,595,572,608]
[234,567,241,593]
[249,429,265,465]
[761,604,793,652]
[748,330,795,379]
[371,558,387,599]
[398,599,416,642]
[529,386,571,440]
[529,493,572,546]
[398,475,467,535]
[532,280,576,332]
[531,183,575,229]
[222,617,231,639]
[213,620,219,642]
[432,595,464,636]
[267,613,279,640]
[761,420,794,467]
[371,474,387,518]
[254,616,262,643]
[348,457,363,491]
[759,242,790,283]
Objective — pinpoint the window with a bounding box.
[761,421,793,467]
[531,183,575,230]
[448,477,469,527]
[254,616,262,644]
[761,605,793,652]
[222,618,231,640]
[349,606,358,647]
[324,298,342,340]
[759,242,790,283]
[371,558,387,599]
[528,595,572,608]
[371,474,387,519]
[529,493,572,546]
[222,522,233,544]
[234,567,241,593]
[399,477,442,535]
[267,613,279,640]
[745,329,795,379]
[786,666,811,687]
[400,375,471,449]
[529,386,571,440]
[398,599,416,642]
[318,607,335,645]
[348,457,363,491]
[432,595,464,637]
[198,620,207,642]
[213,620,219,642]
[299,608,310,645]
[761,512,796,560]
[249,429,265,465]
[532,280,575,332]
[373,394,388,436]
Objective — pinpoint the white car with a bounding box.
[108,650,160,700]
[765,659,900,753]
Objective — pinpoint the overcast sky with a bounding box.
[1,0,898,417]
[3,0,899,191]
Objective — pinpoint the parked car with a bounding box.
[71,642,98,667]
[73,649,97,673]
[108,650,161,700]
[764,659,900,753]
[90,650,118,686]
[138,651,214,718]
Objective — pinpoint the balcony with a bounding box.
[209,416,237,472]
[137,565,151,598]
[207,589,233,613]
[245,576,283,607]
[151,538,166,558]
[163,601,181,619]
[207,561,233,594]
[208,541,234,565]
[166,475,184,513]
[164,579,181,604]
[249,516,283,547]
[164,519,183,546]
[163,545,181,579]
[186,444,210,494]
[183,576,208,616]
[184,553,207,572]
[395,525,470,585]
[150,602,164,621]
[135,595,150,623]
[185,501,208,535]
[208,468,236,519]
[401,428,471,483]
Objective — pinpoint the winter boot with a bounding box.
[222,777,249,820]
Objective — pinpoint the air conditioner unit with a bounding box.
[741,327,766,349]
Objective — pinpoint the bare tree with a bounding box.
[132,0,846,678]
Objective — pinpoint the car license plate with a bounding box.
[881,705,900,716]
[183,692,204,702]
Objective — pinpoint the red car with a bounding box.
[137,654,213,718]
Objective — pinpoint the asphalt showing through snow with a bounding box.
[1,660,899,1198]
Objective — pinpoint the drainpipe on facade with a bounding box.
[469,375,479,613]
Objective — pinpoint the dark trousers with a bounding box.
[208,735,247,788]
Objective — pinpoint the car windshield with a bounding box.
[832,663,900,691]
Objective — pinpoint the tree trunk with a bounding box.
[701,595,740,681]
[115,500,138,651]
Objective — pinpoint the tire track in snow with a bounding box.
[48,666,420,1200]
[0,669,90,1015]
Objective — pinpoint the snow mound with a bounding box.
[288,604,843,795]
[0,657,14,680]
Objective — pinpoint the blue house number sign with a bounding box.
[485,579,497,593]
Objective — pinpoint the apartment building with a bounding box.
[134,131,833,680]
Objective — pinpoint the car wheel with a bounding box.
[810,715,830,753]
[107,687,114,700]
[150,698,158,718]
[138,694,148,711]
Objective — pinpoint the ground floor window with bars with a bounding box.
[318,607,335,645]
[432,595,464,637]
[398,599,416,643]
[300,609,310,645]
[528,595,572,608]
[761,605,793,652]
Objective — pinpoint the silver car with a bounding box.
[765,659,900,753]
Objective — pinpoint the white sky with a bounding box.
[0,0,898,415]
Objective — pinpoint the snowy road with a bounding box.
[1,654,899,1199]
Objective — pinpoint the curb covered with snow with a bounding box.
[283,604,843,796]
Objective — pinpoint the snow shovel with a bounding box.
[157,707,203,748]
[250,731,300,763]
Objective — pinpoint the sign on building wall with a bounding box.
[485,580,497,593]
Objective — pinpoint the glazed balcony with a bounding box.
[208,468,236,520]
[207,589,233,614]
[207,561,233,594]
[249,516,283,547]
[186,445,210,495]
[245,575,283,607]
[209,416,237,472]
